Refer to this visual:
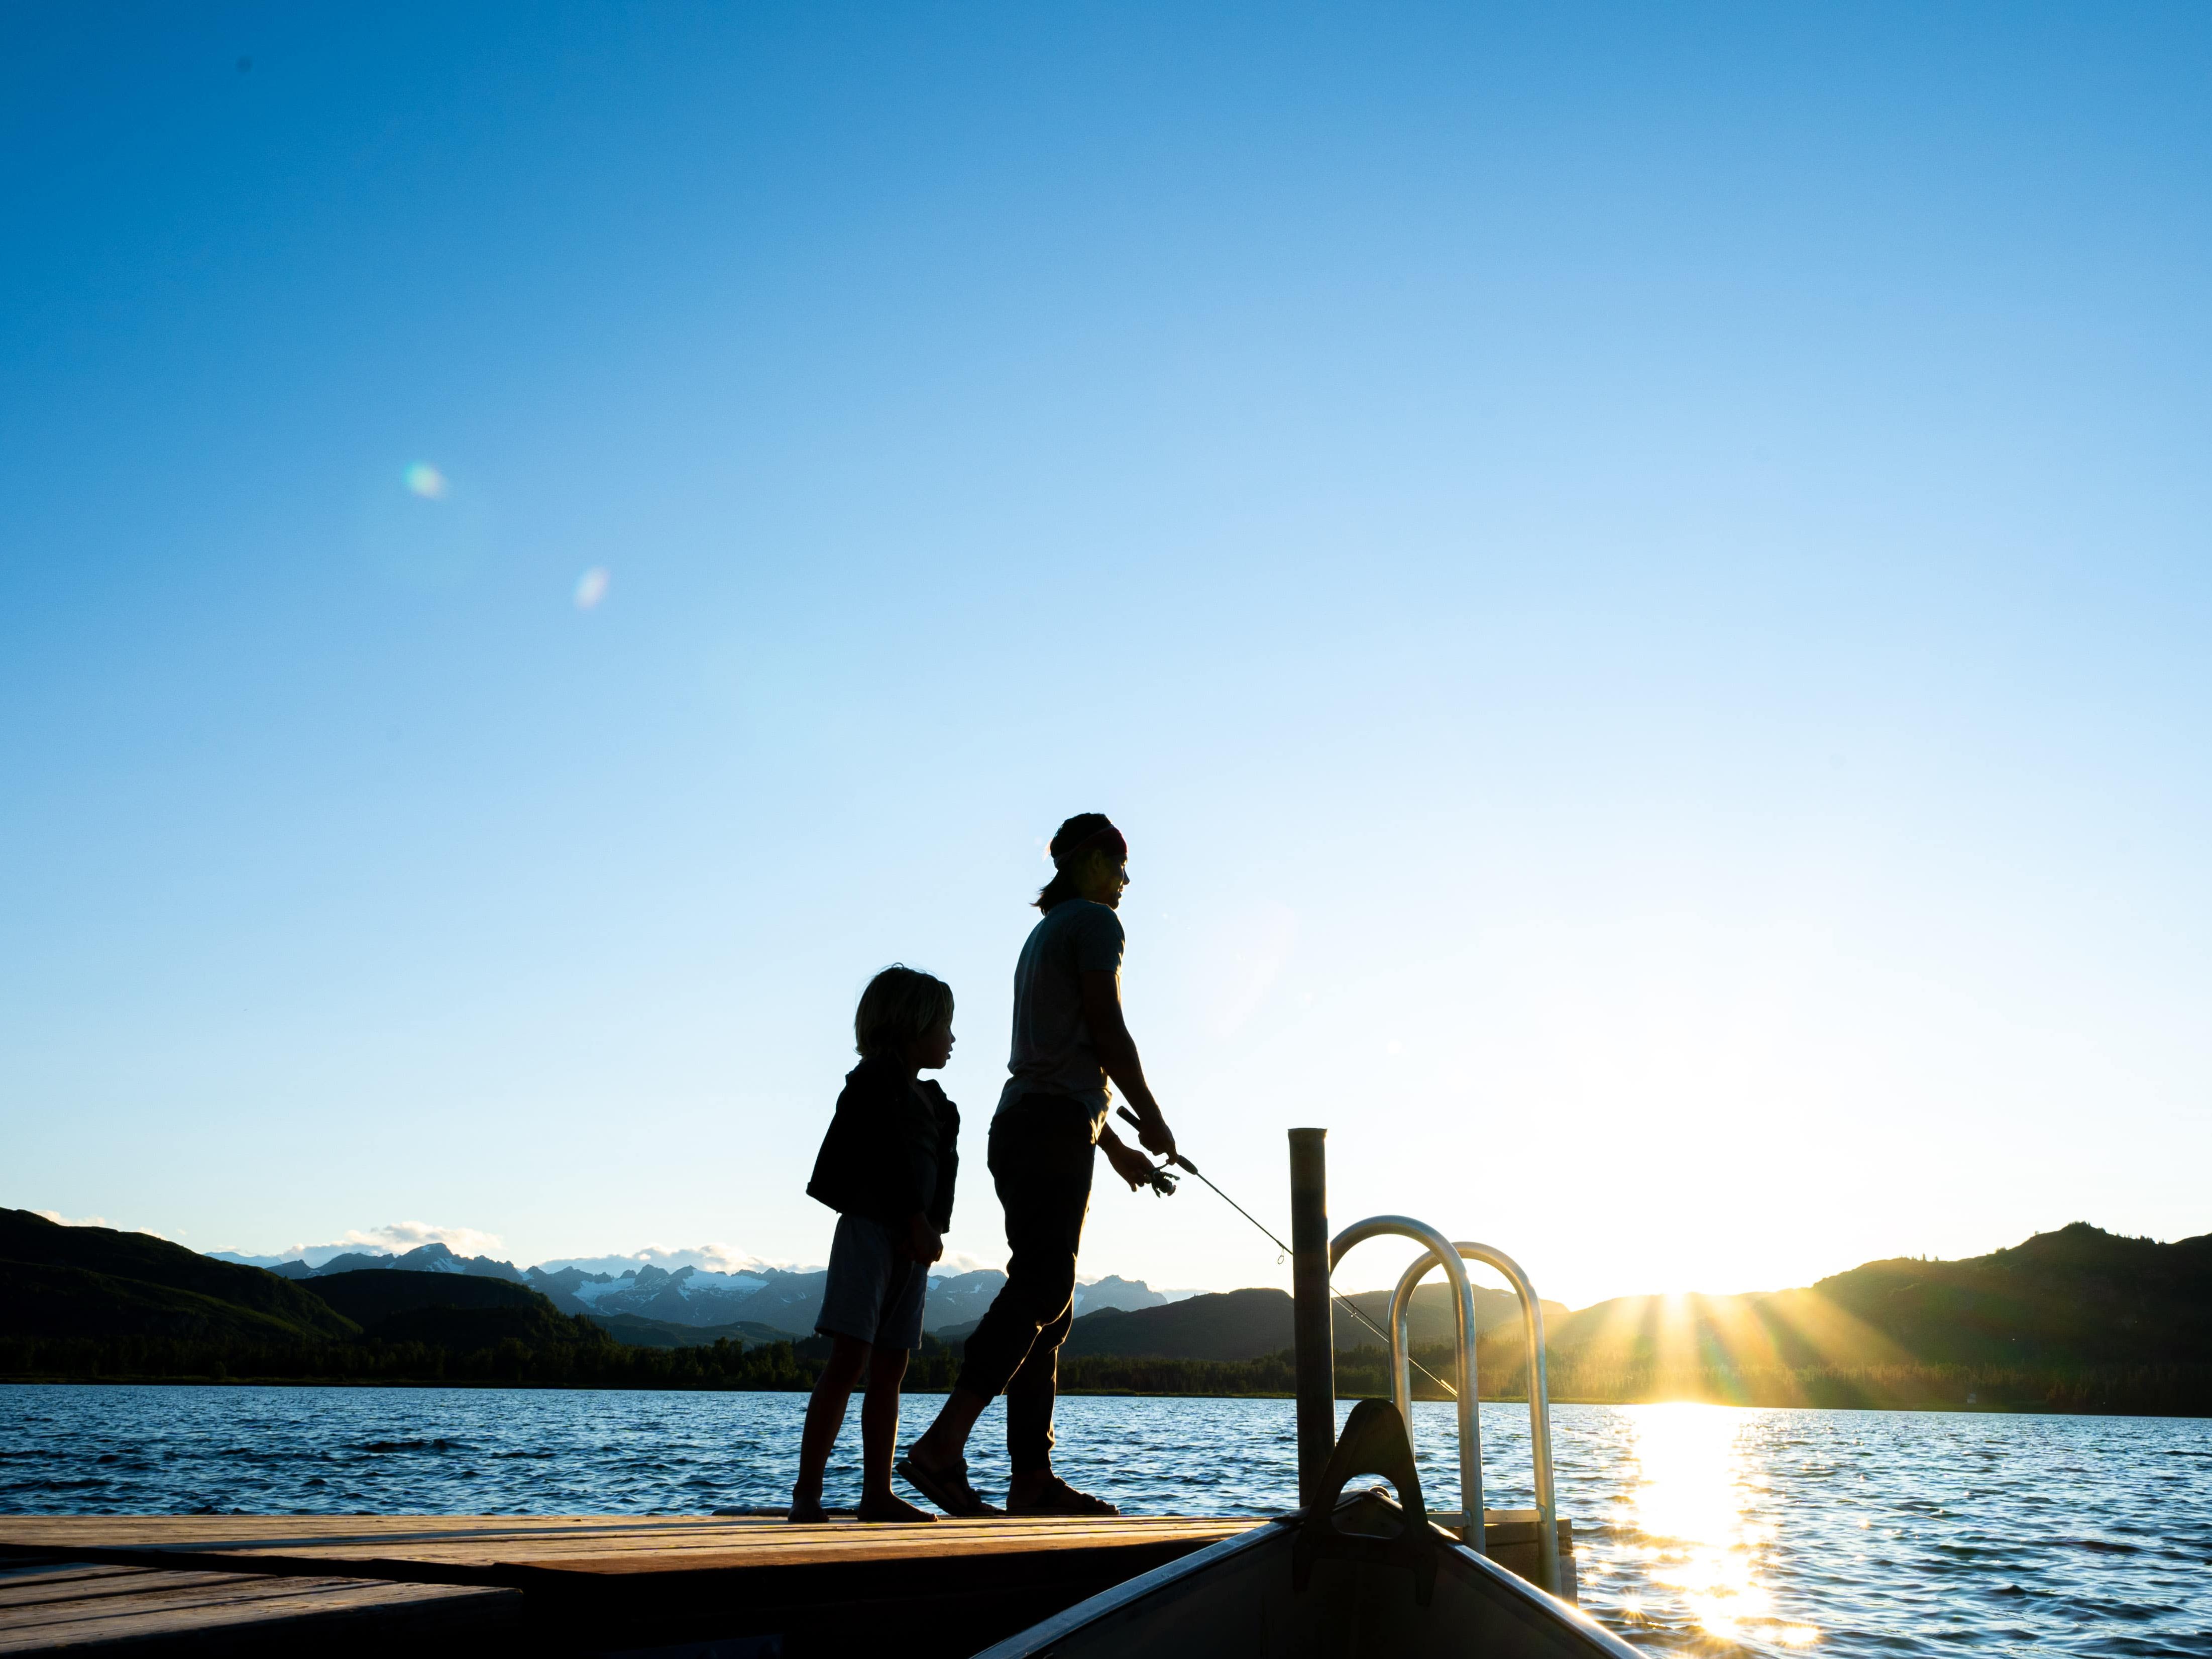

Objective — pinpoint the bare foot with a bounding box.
[788,1490,829,1524]
[856,1493,937,1524]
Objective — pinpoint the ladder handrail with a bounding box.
[1390,1242,1560,1596]
[1327,1215,1484,1552]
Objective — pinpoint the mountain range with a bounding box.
[972,1222,2212,1378]
[1540,1221,2212,1372]
[9,1207,2207,1414]
[206,1240,1179,1337]
[935,1281,1570,1361]
[2,1209,769,1367]
[17,1208,2208,1395]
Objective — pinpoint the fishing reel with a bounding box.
[1116,1106,1182,1197]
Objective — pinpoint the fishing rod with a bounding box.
[1116,1107,1462,1401]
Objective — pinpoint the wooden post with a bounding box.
[1289,1127,1334,1509]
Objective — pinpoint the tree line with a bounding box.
[5,1332,2206,1414]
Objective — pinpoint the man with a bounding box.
[897,813,1176,1517]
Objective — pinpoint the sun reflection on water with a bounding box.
[1620,1404,1820,1651]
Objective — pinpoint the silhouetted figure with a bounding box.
[790,966,960,1524]
[898,815,1177,1517]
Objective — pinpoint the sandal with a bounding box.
[896,1449,1006,1518]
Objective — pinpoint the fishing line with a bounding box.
[1116,1108,1462,1401]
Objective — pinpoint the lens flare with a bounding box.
[362,462,486,588]
[574,567,610,610]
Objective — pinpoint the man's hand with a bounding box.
[1131,1110,1176,1164]
[1100,1133,1163,1193]
[907,1213,944,1264]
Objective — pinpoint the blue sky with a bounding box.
[5,3,2208,1309]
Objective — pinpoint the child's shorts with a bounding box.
[815,1213,927,1351]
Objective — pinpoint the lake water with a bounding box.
[3,1386,2206,1657]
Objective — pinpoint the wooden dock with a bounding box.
[0,1513,1253,1656]
[0,1509,1571,1654]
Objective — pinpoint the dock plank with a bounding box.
[0,1515,1250,1586]
[0,1515,1260,1656]
[0,1560,519,1655]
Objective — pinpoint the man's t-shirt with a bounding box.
[997,899,1126,1130]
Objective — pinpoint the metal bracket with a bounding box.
[1290,1398,1439,1607]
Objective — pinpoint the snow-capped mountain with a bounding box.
[916,1272,1185,1336]
[526,1263,777,1326]
[210,1242,526,1282]
[1072,1275,1177,1316]
[206,1243,1183,1336]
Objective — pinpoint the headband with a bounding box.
[1052,825,1127,868]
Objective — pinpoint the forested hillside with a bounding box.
[1545,1224,2212,1371]
[0,1210,807,1387]
[1042,1282,1557,1361]
[4,1210,2205,1413]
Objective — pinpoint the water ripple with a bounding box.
[1,1387,2205,1657]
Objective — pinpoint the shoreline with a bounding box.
[4,1375,2206,1419]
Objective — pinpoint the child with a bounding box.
[790,965,960,1524]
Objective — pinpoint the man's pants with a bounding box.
[953,1094,1097,1474]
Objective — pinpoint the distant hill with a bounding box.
[18,1208,2205,1410]
[516,1261,1175,1336]
[0,1215,813,1389]
[294,1270,604,1350]
[1072,1275,1177,1316]
[210,1247,530,1283]
[585,1313,803,1349]
[522,1261,817,1332]
[361,1301,592,1350]
[1549,1223,2212,1373]
[317,1244,527,1281]
[906,1269,1167,1333]
[301,1269,543,1324]
[991,1225,2212,1384]
[918,1271,1002,1332]
[0,1209,359,1342]
[1057,1288,1291,1360]
[1340,1282,1572,1349]
[1044,1282,1559,1362]
[0,1215,604,1356]
[201,1236,1179,1336]
[210,1242,529,1280]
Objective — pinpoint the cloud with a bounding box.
[340,1221,507,1257]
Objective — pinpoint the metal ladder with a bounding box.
[1293,1133,1562,1597]
[1392,1237,1560,1597]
